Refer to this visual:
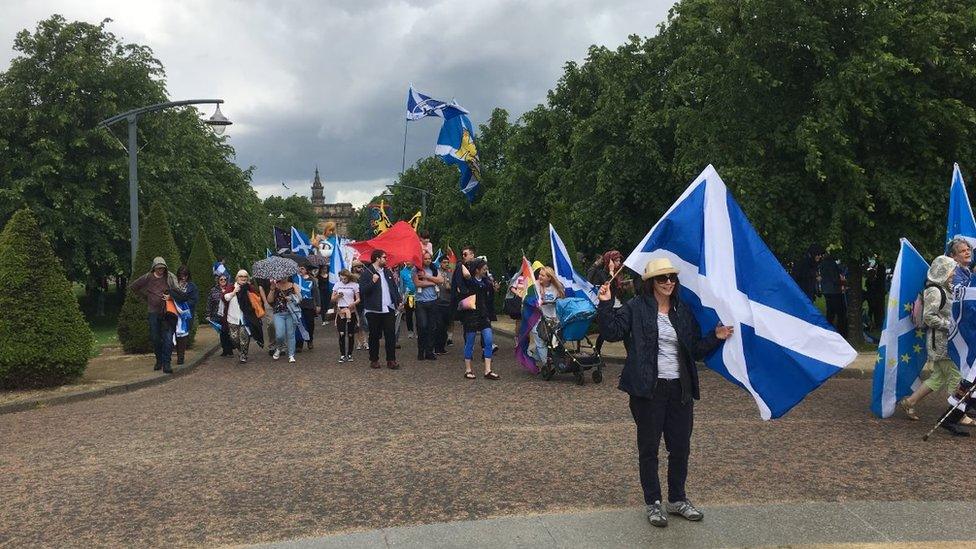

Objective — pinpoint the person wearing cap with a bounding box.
[597,257,733,528]
[130,257,183,374]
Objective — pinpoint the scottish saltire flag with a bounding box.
[434,113,481,202]
[212,261,228,277]
[515,256,542,373]
[871,239,929,418]
[406,85,468,120]
[433,248,443,265]
[624,165,857,419]
[274,226,290,254]
[549,224,598,305]
[946,163,976,252]
[266,248,273,259]
[948,280,976,411]
[173,299,192,339]
[291,226,313,257]
[292,274,313,300]
[327,235,347,285]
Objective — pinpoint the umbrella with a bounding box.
[251,256,299,280]
[305,254,328,268]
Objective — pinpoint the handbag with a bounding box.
[247,289,266,319]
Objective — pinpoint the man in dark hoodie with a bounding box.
[792,244,825,302]
[130,257,185,374]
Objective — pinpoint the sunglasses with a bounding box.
[652,273,679,284]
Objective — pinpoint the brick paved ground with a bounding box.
[0,328,972,547]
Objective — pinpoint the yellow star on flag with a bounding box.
[903,303,913,313]
[913,344,922,354]
[915,329,924,339]
[887,359,897,368]
[901,353,910,363]
[888,297,898,309]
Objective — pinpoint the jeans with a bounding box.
[367,311,397,362]
[337,315,357,356]
[148,312,174,368]
[464,328,494,360]
[415,299,438,356]
[296,307,316,349]
[629,380,694,504]
[274,312,298,357]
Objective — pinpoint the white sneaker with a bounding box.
[408,333,415,339]
[272,349,281,361]
[345,354,353,362]
[338,355,346,363]
[322,321,328,326]
[288,355,296,363]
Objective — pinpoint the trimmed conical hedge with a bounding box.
[0,209,94,389]
[117,203,181,353]
[185,227,216,345]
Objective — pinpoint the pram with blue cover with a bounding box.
[538,297,604,385]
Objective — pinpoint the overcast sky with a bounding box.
[1,0,675,207]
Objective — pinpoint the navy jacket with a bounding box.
[598,294,722,402]
[359,264,402,313]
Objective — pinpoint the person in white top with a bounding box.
[331,269,361,363]
[534,266,565,366]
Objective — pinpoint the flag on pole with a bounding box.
[328,235,347,285]
[549,224,598,305]
[623,165,857,419]
[406,85,468,121]
[948,280,976,413]
[871,239,930,418]
[515,256,542,373]
[946,163,976,252]
[291,226,313,257]
[433,248,443,265]
[435,113,481,202]
[446,247,457,270]
[266,248,273,259]
[274,227,290,254]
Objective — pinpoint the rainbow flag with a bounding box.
[515,256,542,373]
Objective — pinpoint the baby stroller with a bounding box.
[538,297,604,385]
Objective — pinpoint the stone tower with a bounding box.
[310,166,325,218]
[308,167,356,236]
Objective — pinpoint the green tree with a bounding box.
[116,202,181,353]
[263,194,318,236]
[0,209,93,388]
[185,227,216,344]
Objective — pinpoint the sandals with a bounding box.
[484,371,500,380]
[899,399,919,421]
[464,371,476,379]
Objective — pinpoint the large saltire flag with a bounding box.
[948,277,976,412]
[406,85,468,121]
[515,256,542,373]
[549,224,598,305]
[291,226,313,257]
[624,165,857,419]
[946,162,976,252]
[327,235,347,285]
[434,113,481,202]
[871,239,930,418]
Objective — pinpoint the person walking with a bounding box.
[257,277,278,358]
[129,257,180,373]
[533,266,565,366]
[292,264,320,352]
[332,269,360,363]
[398,261,417,340]
[414,251,443,361]
[351,261,369,351]
[268,276,301,363]
[793,244,825,302]
[360,249,402,369]
[456,258,499,380]
[597,257,732,528]
[207,273,234,357]
[172,265,199,365]
[433,255,454,354]
[820,253,848,336]
[223,270,262,364]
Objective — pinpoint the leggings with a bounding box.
[464,328,494,360]
[337,315,357,355]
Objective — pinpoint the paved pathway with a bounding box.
[0,326,972,547]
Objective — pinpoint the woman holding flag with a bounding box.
[172,265,199,366]
[294,264,320,352]
[597,257,732,528]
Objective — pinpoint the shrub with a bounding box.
[185,227,216,345]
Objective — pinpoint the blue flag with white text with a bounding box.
[549,224,598,305]
[291,226,313,257]
[871,239,929,418]
[434,113,481,202]
[623,165,856,419]
[946,163,976,253]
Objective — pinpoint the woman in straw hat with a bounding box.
[597,257,733,528]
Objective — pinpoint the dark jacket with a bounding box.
[456,275,494,332]
[359,264,402,313]
[297,276,321,310]
[598,293,722,402]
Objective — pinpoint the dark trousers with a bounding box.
[175,335,188,362]
[415,300,438,356]
[367,311,397,362]
[319,282,332,322]
[629,380,694,504]
[296,308,316,348]
[434,302,452,352]
[219,325,234,355]
[148,312,174,368]
[403,300,414,333]
[824,293,848,336]
[337,315,357,356]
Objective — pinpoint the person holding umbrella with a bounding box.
[360,249,402,369]
[268,276,302,363]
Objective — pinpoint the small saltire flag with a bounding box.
[948,277,976,412]
[212,261,228,277]
[871,239,929,418]
[274,226,290,254]
[173,299,193,340]
[291,226,313,257]
[549,224,598,305]
[293,274,313,300]
[328,235,347,285]
[946,162,976,252]
[623,165,857,419]
[406,85,468,121]
[266,248,273,259]
[434,113,481,202]
[515,256,542,373]
[433,248,443,265]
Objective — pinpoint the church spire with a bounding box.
[312,165,323,190]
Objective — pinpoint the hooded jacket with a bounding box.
[924,255,955,359]
[130,257,184,314]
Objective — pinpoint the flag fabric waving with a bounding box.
[347,221,424,268]
[274,227,290,254]
[406,85,468,121]
[948,278,976,412]
[946,163,976,252]
[434,113,481,202]
[327,235,347,285]
[549,224,598,305]
[871,239,930,418]
[515,256,542,373]
[291,226,313,257]
[623,165,857,419]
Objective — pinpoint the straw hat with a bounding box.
[642,257,679,280]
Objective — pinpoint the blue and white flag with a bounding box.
[549,224,598,305]
[871,239,929,418]
[266,248,273,259]
[327,235,347,285]
[624,165,856,419]
[291,226,313,257]
[433,248,443,265]
[434,113,481,202]
[173,299,192,339]
[946,163,976,252]
[212,261,228,277]
[406,85,468,121]
[293,274,313,300]
[948,279,976,412]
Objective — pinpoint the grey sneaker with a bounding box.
[646,501,668,527]
[667,499,703,521]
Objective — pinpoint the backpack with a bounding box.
[911,283,946,329]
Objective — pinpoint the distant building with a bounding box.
[310,167,355,236]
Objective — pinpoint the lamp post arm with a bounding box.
[98,99,224,128]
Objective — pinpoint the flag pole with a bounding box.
[401,118,408,174]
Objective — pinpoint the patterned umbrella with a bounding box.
[251,256,299,280]
[304,254,328,268]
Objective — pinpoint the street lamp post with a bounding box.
[386,183,431,228]
[98,99,232,269]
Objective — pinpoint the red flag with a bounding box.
[348,221,423,267]
[446,246,457,270]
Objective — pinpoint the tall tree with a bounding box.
[263,194,318,236]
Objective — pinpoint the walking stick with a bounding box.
[922,382,976,441]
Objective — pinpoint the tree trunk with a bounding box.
[846,261,865,347]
